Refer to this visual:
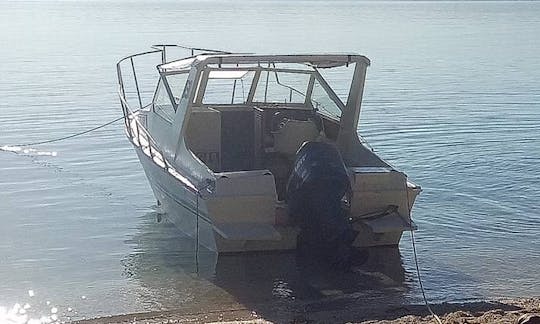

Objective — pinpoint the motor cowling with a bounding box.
[286,141,357,268]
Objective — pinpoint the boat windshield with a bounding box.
[252,70,311,104]
[196,64,347,119]
[203,70,256,104]
[310,79,342,119]
[153,72,189,121]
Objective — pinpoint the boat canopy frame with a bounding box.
[158,53,370,73]
[117,45,371,173]
[170,65,348,114]
[159,53,370,159]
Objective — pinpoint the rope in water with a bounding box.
[14,116,125,147]
[404,182,442,324]
[410,229,443,324]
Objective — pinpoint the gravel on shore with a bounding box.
[72,297,539,324]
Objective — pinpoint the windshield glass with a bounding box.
[153,79,175,121]
[194,64,347,116]
[310,78,342,119]
[203,70,255,104]
[167,73,189,104]
[153,73,189,121]
[253,71,311,104]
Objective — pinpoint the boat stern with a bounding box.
[206,170,298,252]
[349,167,420,247]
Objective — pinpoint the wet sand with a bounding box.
[73,297,539,323]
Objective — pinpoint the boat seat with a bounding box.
[185,107,221,171]
[272,118,320,157]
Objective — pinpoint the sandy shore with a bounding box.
[73,297,539,324]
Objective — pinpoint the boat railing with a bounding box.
[116,45,228,195]
[116,44,229,113]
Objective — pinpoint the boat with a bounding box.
[116,45,421,255]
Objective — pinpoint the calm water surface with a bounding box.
[1,0,539,322]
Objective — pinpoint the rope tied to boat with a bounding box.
[12,116,125,148]
[404,183,443,324]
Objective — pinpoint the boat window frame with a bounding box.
[199,69,257,105]
[310,69,347,119]
[251,66,313,105]
[190,65,346,112]
[153,71,190,123]
[152,76,176,123]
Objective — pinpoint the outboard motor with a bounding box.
[286,141,357,268]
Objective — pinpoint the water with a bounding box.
[1,0,539,321]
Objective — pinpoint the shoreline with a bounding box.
[72,297,539,324]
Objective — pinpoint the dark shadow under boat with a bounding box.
[120,211,412,322]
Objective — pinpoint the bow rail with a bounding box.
[116,45,228,194]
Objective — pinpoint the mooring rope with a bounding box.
[195,192,200,274]
[11,116,125,148]
[405,185,443,324]
[410,229,443,324]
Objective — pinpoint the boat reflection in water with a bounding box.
[122,212,410,319]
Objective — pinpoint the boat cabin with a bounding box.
[145,54,388,199]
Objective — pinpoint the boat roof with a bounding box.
[158,53,371,73]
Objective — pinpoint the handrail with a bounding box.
[118,89,200,195]
[116,44,230,109]
[117,44,229,72]
[116,45,230,197]
[151,44,230,56]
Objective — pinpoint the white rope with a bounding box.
[404,183,443,324]
[410,229,443,324]
[14,116,124,147]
